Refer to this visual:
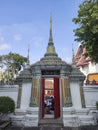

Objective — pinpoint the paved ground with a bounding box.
[4,125,98,130]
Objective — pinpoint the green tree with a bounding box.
[73,0,98,62]
[0,52,27,82]
[0,96,15,119]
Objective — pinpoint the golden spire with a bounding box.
[49,13,53,45]
[46,14,56,54]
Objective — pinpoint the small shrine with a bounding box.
[0,16,97,127]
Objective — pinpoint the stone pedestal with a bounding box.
[63,107,96,127]
[11,107,39,127]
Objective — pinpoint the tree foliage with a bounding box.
[73,0,98,62]
[0,52,27,82]
[0,96,15,114]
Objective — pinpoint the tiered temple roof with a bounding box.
[31,15,68,67]
[16,16,85,81]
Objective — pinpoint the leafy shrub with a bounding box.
[96,101,98,110]
[0,96,15,114]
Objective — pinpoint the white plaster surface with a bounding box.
[80,62,98,76]
[83,85,98,108]
[80,65,89,76]
[70,82,82,108]
[0,85,19,107]
[20,83,32,109]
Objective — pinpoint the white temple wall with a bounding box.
[0,85,19,107]
[95,63,98,72]
[89,62,97,73]
[20,82,32,109]
[79,62,98,77]
[70,82,82,108]
[83,85,98,109]
[80,65,89,76]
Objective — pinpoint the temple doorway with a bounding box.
[41,77,60,119]
[44,78,54,118]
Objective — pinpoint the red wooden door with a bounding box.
[54,77,60,118]
[42,78,45,118]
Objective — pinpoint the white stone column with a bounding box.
[69,66,85,109]
[70,81,82,108]
[20,82,32,109]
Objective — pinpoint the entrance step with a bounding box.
[40,126,79,130]
[39,118,63,127]
[40,127,64,130]
[40,127,78,130]
[4,126,98,130]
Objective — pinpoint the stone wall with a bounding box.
[83,85,98,109]
[0,85,19,107]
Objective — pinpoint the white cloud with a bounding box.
[0,43,10,51]
[14,34,22,41]
[0,34,10,51]
[32,36,43,47]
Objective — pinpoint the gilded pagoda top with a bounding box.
[31,15,68,67]
[16,15,85,81]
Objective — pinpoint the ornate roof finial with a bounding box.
[27,44,30,65]
[49,13,53,45]
[72,43,75,65]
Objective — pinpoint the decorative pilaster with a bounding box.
[69,66,85,108]
[30,76,41,107]
[17,83,22,108]
[61,76,72,107]
[15,60,32,108]
[15,79,22,108]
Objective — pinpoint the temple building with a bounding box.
[74,44,98,85]
[0,16,98,127]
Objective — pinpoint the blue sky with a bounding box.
[0,0,83,64]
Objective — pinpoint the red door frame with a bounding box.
[42,78,45,118]
[41,77,60,119]
[54,77,60,118]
